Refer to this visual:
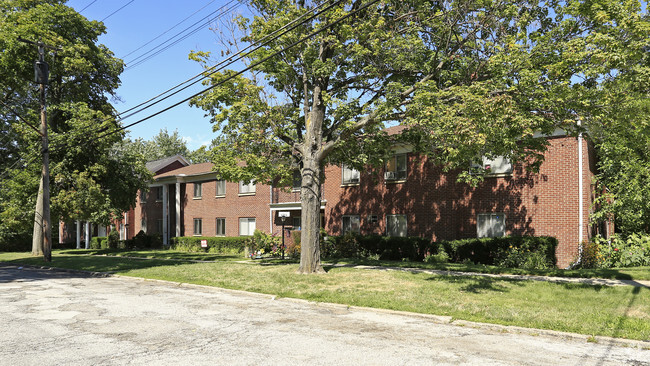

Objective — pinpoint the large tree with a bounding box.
[0,1,150,253]
[190,0,648,273]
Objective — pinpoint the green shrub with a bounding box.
[90,236,107,250]
[440,236,557,268]
[424,247,450,263]
[0,232,32,252]
[171,236,249,254]
[287,230,301,257]
[247,230,282,256]
[107,229,119,249]
[593,233,650,268]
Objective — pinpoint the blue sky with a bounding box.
[67,0,240,150]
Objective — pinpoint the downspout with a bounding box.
[269,185,273,233]
[577,120,584,265]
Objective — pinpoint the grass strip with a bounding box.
[1,251,649,341]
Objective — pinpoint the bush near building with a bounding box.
[578,234,650,268]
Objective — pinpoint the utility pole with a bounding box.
[19,38,59,262]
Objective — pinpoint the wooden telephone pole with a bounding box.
[19,38,59,262]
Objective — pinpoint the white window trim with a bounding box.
[239,181,256,196]
[155,187,163,202]
[342,215,361,234]
[477,213,506,238]
[386,214,407,237]
[215,217,226,237]
[239,217,256,236]
[341,165,360,186]
[384,154,407,183]
[215,180,226,198]
[193,218,203,236]
[193,182,202,199]
[471,155,513,177]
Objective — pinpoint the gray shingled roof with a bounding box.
[145,155,190,174]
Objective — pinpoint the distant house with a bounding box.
[112,129,610,268]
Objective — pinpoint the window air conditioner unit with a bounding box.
[384,171,396,180]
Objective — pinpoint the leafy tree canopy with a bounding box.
[0,0,150,245]
[189,0,647,272]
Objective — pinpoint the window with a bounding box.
[155,187,163,201]
[216,180,226,197]
[387,215,407,237]
[477,213,506,238]
[292,170,302,191]
[385,154,407,181]
[368,215,378,224]
[239,180,256,195]
[239,218,256,236]
[342,165,360,185]
[342,215,360,234]
[156,219,163,234]
[141,218,147,234]
[216,218,225,236]
[140,190,147,203]
[193,218,203,236]
[193,183,202,198]
[292,216,301,231]
[119,223,125,240]
[473,155,513,175]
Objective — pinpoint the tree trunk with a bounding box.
[31,175,44,256]
[298,156,325,274]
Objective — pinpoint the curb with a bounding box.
[2,262,648,350]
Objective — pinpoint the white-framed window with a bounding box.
[155,187,163,201]
[474,155,513,175]
[156,219,163,234]
[216,180,226,197]
[216,218,225,236]
[387,214,407,237]
[141,218,147,234]
[342,165,360,185]
[193,218,203,236]
[477,213,506,238]
[140,190,147,203]
[119,223,125,240]
[292,216,301,231]
[239,180,256,195]
[239,218,256,236]
[342,215,360,234]
[385,154,407,181]
[193,183,202,198]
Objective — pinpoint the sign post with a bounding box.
[278,211,290,259]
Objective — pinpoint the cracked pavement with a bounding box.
[1,264,648,365]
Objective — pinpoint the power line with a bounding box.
[96,0,380,142]
[121,0,218,59]
[124,1,238,70]
[101,0,135,22]
[40,0,348,162]
[79,0,97,13]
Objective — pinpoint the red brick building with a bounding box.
[112,130,604,268]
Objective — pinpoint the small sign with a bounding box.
[278,211,290,218]
[200,240,208,248]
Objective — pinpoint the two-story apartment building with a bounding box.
[108,126,605,268]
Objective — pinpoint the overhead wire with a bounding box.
[94,0,381,143]
[120,0,218,60]
[79,0,97,13]
[101,0,135,22]
[123,0,238,70]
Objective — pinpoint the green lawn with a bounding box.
[1,250,649,341]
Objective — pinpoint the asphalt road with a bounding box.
[0,264,648,365]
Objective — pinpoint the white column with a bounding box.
[75,220,81,249]
[175,181,181,237]
[163,184,169,246]
[84,222,90,249]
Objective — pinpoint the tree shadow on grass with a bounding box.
[424,274,527,293]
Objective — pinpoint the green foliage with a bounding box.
[584,234,650,268]
[171,236,248,254]
[247,230,282,257]
[90,236,107,250]
[0,1,151,244]
[424,247,450,264]
[0,232,31,252]
[130,230,163,249]
[287,230,301,257]
[324,234,557,269]
[107,230,120,250]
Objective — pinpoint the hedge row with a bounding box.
[322,234,558,268]
[171,236,249,254]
